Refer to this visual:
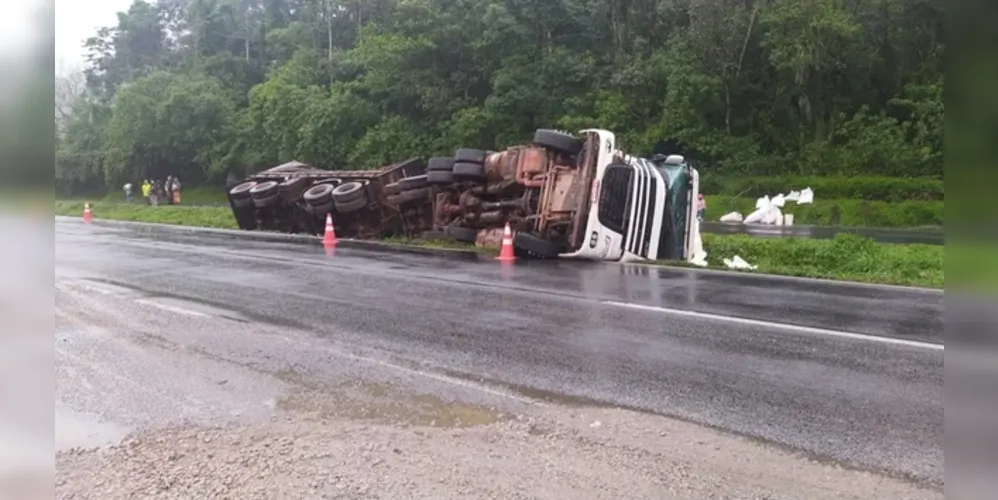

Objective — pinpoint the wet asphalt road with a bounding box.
[54,217,944,485]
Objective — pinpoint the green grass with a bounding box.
[704,195,943,228]
[663,233,943,288]
[55,200,238,229]
[55,200,942,288]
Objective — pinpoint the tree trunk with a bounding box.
[327,0,333,61]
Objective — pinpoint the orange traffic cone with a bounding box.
[82,202,92,223]
[322,213,337,246]
[496,223,515,261]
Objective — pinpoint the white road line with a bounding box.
[603,300,944,351]
[134,299,209,317]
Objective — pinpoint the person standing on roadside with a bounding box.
[171,176,182,205]
[123,182,133,203]
[697,193,706,221]
[166,175,176,204]
[141,180,151,204]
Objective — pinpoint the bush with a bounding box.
[700,176,943,202]
[700,233,943,288]
[704,196,943,228]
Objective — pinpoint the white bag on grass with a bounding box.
[719,211,743,223]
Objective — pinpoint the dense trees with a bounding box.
[55,0,943,195]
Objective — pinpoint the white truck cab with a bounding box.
[561,129,702,264]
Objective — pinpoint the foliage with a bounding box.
[700,175,944,202]
[54,201,238,229]
[705,196,943,228]
[696,233,943,288]
[56,0,943,197]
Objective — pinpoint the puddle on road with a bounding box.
[56,405,133,451]
[276,372,504,429]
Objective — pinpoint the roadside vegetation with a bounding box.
[56,0,941,198]
[56,202,942,289]
[53,0,943,288]
[704,196,943,228]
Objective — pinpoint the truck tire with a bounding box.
[513,231,562,259]
[445,225,478,243]
[229,181,256,199]
[308,200,333,215]
[453,162,486,182]
[397,187,431,205]
[232,196,254,209]
[398,175,428,191]
[427,170,454,185]
[335,195,368,213]
[533,129,584,156]
[427,157,455,172]
[253,191,281,208]
[304,183,335,204]
[384,182,402,195]
[455,148,486,164]
[332,182,366,203]
[250,180,280,198]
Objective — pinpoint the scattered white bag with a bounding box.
[762,206,783,225]
[797,187,814,205]
[719,211,743,223]
[755,195,770,209]
[723,255,757,270]
[770,193,786,207]
[762,207,783,226]
[785,190,801,202]
[690,251,708,267]
[744,206,767,224]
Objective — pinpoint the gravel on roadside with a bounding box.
[56,407,941,500]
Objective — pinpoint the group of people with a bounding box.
[123,176,182,205]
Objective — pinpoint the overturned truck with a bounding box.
[225,128,702,263]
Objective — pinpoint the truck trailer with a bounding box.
[224,128,702,263]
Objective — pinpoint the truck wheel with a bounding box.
[229,181,256,199]
[398,175,428,191]
[250,180,280,198]
[513,232,562,259]
[332,182,366,203]
[308,200,333,215]
[453,162,486,182]
[385,182,402,195]
[455,148,486,164]
[398,187,431,205]
[335,195,367,213]
[427,157,455,172]
[427,170,454,185]
[253,192,282,208]
[232,196,254,209]
[445,225,478,243]
[304,183,335,204]
[533,129,584,156]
